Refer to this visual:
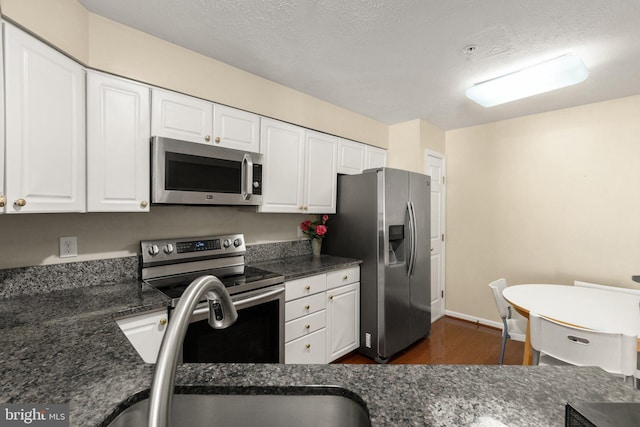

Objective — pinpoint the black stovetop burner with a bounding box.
[146,265,284,306]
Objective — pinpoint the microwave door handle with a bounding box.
[241,154,253,200]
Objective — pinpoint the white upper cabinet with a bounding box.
[259,119,337,214]
[213,104,260,152]
[337,138,365,175]
[305,131,337,213]
[338,138,387,175]
[4,23,86,213]
[87,71,151,212]
[364,145,388,169]
[151,88,260,152]
[151,88,213,144]
[259,118,306,213]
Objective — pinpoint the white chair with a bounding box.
[529,311,637,383]
[488,278,527,365]
[574,280,640,296]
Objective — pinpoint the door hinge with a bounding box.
[441,233,445,242]
[441,290,444,298]
[442,176,445,185]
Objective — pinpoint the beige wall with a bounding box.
[87,14,388,148]
[388,119,445,173]
[445,95,640,323]
[0,0,396,269]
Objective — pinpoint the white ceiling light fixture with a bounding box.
[465,53,589,107]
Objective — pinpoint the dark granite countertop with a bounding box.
[1,261,639,426]
[250,254,362,281]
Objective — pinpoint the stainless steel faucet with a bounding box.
[147,275,238,427]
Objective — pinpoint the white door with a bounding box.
[4,24,86,213]
[326,283,360,362]
[304,131,337,214]
[87,71,151,212]
[212,104,260,153]
[151,88,213,144]
[258,118,306,213]
[336,138,365,175]
[426,151,446,321]
[364,145,387,169]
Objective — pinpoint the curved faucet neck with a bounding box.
[147,275,237,427]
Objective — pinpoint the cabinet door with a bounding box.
[116,309,168,363]
[364,145,387,169]
[326,282,360,362]
[87,71,151,212]
[4,24,86,213]
[304,131,337,214]
[151,88,213,144]
[258,118,306,213]
[213,104,260,152]
[337,138,365,175]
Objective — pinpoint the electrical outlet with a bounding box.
[59,236,77,258]
[297,225,304,237]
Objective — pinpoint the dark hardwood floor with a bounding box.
[335,315,524,365]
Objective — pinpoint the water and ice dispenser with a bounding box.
[388,225,405,264]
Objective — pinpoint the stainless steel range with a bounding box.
[141,233,285,363]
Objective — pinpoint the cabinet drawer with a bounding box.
[285,310,326,342]
[285,292,325,322]
[285,329,327,364]
[285,274,326,301]
[326,267,360,290]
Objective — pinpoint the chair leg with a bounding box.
[532,350,540,365]
[499,318,508,365]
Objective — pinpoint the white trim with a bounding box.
[425,149,446,321]
[445,310,526,341]
[445,309,502,329]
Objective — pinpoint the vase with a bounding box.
[311,238,322,257]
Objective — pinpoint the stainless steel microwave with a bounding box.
[151,136,263,206]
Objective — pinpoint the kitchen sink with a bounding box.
[106,386,372,427]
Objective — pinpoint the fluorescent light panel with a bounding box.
[465,53,589,107]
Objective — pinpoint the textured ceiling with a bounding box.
[78,0,640,130]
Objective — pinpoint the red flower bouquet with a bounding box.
[300,214,329,239]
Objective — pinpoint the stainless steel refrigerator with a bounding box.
[324,168,431,363]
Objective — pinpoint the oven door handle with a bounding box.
[233,285,284,310]
[191,286,285,319]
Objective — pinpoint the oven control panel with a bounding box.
[141,233,245,265]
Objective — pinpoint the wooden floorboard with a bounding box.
[335,315,524,365]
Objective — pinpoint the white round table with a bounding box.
[502,284,640,365]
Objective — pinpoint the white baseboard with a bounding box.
[444,310,526,341]
[444,309,503,329]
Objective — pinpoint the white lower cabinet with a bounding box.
[284,266,360,364]
[326,282,360,361]
[116,308,168,363]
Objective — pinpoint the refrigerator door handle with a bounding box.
[407,201,417,276]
